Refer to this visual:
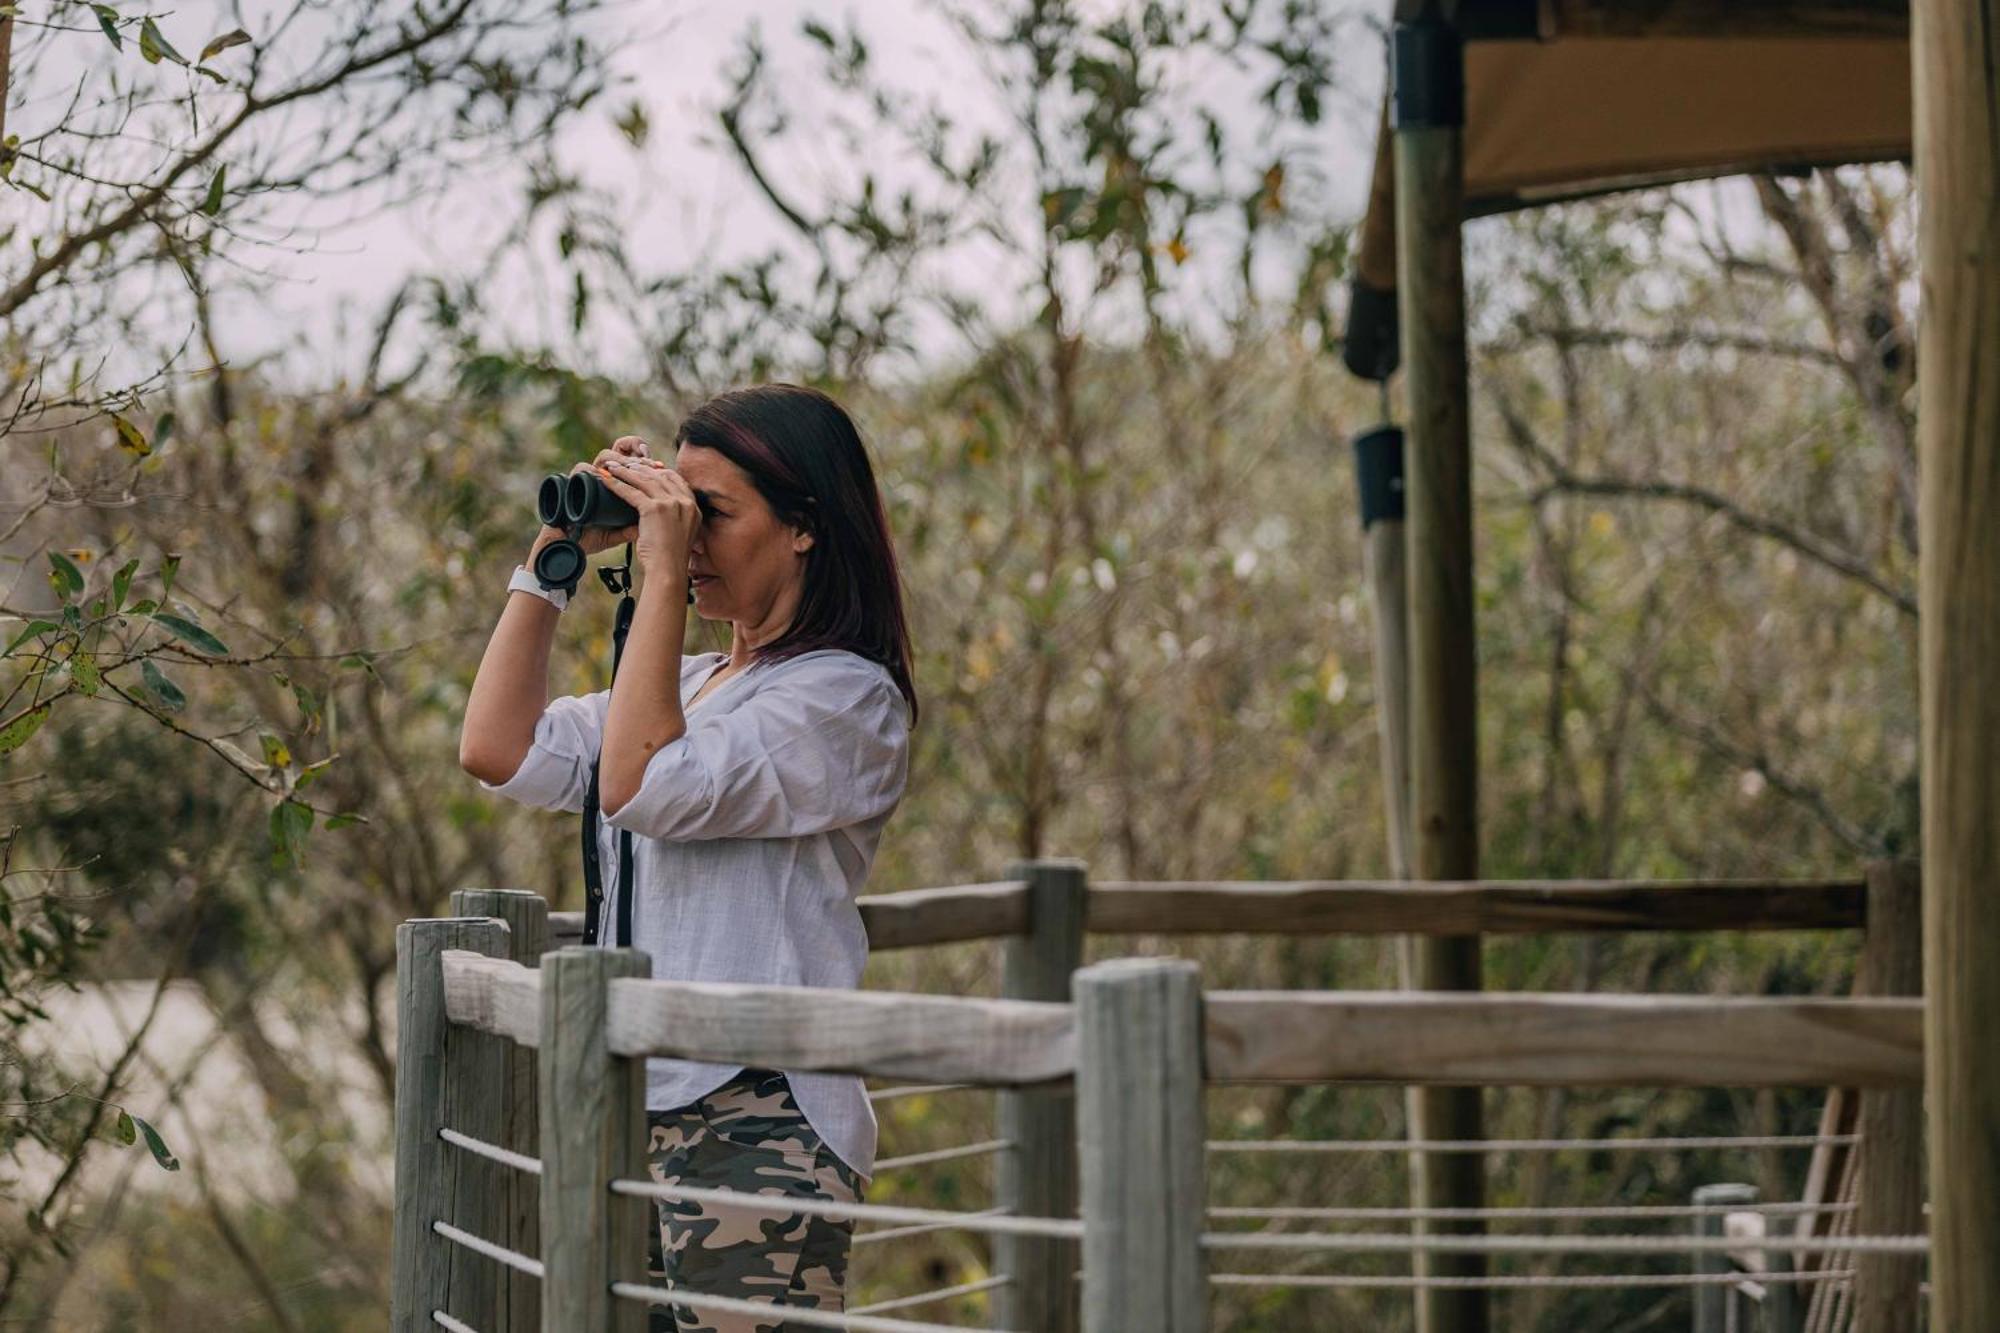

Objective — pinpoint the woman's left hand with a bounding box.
[595,455,701,581]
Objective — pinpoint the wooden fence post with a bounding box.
[1075,958,1207,1333]
[392,917,513,1331]
[452,889,551,1333]
[539,947,650,1332]
[1852,859,1924,1332]
[995,859,1087,1333]
[1691,1182,1757,1333]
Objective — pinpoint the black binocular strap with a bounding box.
[581,584,639,949]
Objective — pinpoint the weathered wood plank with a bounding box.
[1085,879,1864,935]
[858,880,1031,950]
[539,947,649,1333]
[604,978,1075,1086]
[1076,959,1207,1333]
[450,890,548,1333]
[392,918,511,1332]
[1204,992,1924,1087]
[1916,0,2000,1318]
[1852,860,1924,1331]
[441,951,541,1049]
[996,861,1086,1333]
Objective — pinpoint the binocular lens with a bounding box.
[537,474,567,529]
[563,471,639,529]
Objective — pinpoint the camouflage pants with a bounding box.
[645,1068,865,1332]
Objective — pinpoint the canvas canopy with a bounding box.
[1344,2,1911,378]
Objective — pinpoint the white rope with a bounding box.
[431,1221,546,1279]
[1199,1231,1929,1257]
[868,1083,972,1102]
[607,1178,1084,1239]
[431,1312,480,1333]
[1208,1202,1858,1223]
[1211,1270,1860,1291]
[608,1280,1016,1332]
[1208,1134,1858,1155]
[853,1207,1013,1248]
[849,1274,1010,1315]
[873,1139,1013,1172]
[438,1127,542,1176]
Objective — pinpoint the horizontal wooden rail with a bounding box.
[1204,992,1923,1088]
[551,879,1865,952]
[439,950,1075,1085]
[1085,879,1866,936]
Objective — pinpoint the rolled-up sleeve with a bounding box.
[476,690,610,814]
[603,663,909,842]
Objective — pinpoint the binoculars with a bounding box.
[537,469,638,531]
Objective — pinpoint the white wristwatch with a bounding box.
[508,564,570,611]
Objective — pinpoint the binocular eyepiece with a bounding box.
[537,470,638,531]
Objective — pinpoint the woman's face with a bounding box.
[675,442,812,630]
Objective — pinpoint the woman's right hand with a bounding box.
[528,436,653,559]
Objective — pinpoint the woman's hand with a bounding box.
[592,449,701,581]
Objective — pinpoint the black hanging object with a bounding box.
[580,546,639,948]
[1352,424,1407,532]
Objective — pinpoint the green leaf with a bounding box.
[47,551,83,600]
[0,704,51,756]
[152,412,175,449]
[138,18,187,66]
[69,650,100,698]
[141,660,186,713]
[200,165,225,218]
[112,558,138,611]
[111,413,150,457]
[198,28,251,61]
[159,553,180,601]
[259,733,292,770]
[129,1115,180,1171]
[152,613,228,656]
[126,599,158,617]
[3,620,59,657]
[114,1111,138,1146]
[325,812,367,831]
[92,5,121,51]
[269,800,313,869]
[294,755,335,792]
[193,65,229,85]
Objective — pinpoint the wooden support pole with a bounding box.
[1851,861,1924,1330]
[995,859,1086,1333]
[1913,0,2000,1319]
[1392,14,1486,1331]
[1076,959,1207,1333]
[392,918,513,1332]
[539,947,650,1333]
[452,890,551,1333]
[1691,1183,1758,1333]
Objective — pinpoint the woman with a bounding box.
[458,383,918,1330]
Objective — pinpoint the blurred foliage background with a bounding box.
[1,0,1917,1328]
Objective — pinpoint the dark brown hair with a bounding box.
[675,383,919,727]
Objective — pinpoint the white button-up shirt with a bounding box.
[478,646,911,1179]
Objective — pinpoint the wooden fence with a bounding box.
[392,862,1926,1332]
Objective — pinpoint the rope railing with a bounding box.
[872,1138,1013,1172]
[848,1274,1011,1315]
[430,1220,545,1279]
[437,1127,541,1176]
[1211,1270,1862,1291]
[866,1083,974,1102]
[608,1280,1018,1332]
[1208,1201,1859,1223]
[1208,1133,1859,1154]
[852,1206,1013,1248]
[1198,1231,1929,1256]
[607,1178,1085,1239]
